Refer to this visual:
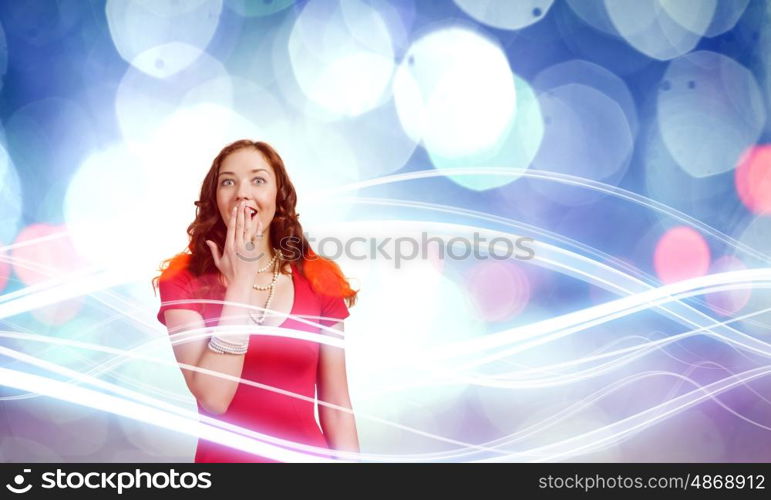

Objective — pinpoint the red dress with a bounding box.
[156,259,350,462]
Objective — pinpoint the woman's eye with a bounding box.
[221,179,234,187]
[254,177,266,184]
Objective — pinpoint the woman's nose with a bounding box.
[236,181,251,199]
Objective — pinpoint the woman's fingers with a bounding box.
[236,201,246,248]
[245,206,258,242]
[243,204,254,243]
[227,205,237,252]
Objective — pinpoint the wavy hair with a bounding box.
[153,140,357,307]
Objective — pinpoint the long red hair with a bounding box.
[153,140,357,307]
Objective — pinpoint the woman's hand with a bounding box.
[205,200,265,288]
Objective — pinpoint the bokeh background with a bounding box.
[1,0,771,462]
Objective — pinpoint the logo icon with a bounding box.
[6,469,32,494]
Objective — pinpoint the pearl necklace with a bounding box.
[256,249,281,274]
[249,253,282,325]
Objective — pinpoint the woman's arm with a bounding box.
[163,275,254,415]
[164,201,271,414]
[317,321,360,459]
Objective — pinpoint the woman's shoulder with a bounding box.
[297,256,348,298]
[292,258,353,325]
[157,253,224,304]
[158,252,194,285]
[156,253,207,324]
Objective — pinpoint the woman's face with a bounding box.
[215,148,278,236]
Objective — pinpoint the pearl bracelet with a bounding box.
[208,335,248,355]
[211,334,249,348]
[208,340,247,355]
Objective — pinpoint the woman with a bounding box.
[153,139,359,462]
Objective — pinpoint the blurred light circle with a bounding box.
[64,144,157,270]
[225,0,295,17]
[393,27,517,159]
[735,145,771,215]
[129,42,213,80]
[271,12,330,119]
[270,117,361,227]
[10,224,86,325]
[643,123,733,221]
[604,0,713,60]
[229,78,295,144]
[77,32,129,136]
[703,0,750,37]
[429,74,543,191]
[0,0,83,47]
[735,216,771,338]
[115,47,231,146]
[148,103,267,178]
[368,0,417,57]
[78,81,125,142]
[454,0,554,31]
[533,59,638,135]
[653,226,711,284]
[0,143,22,244]
[330,97,418,178]
[729,0,766,53]
[556,16,654,76]
[658,0,717,35]
[288,0,395,117]
[706,255,750,317]
[566,0,617,35]
[269,4,413,179]
[466,260,530,322]
[194,76,291,139]
[10,224,85,285]
[657,51,765,178]
[271,1,413,122]
[4,98,98,223]
[530,83,633,205]
[105,0,223,77]
[226,13,285,90]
